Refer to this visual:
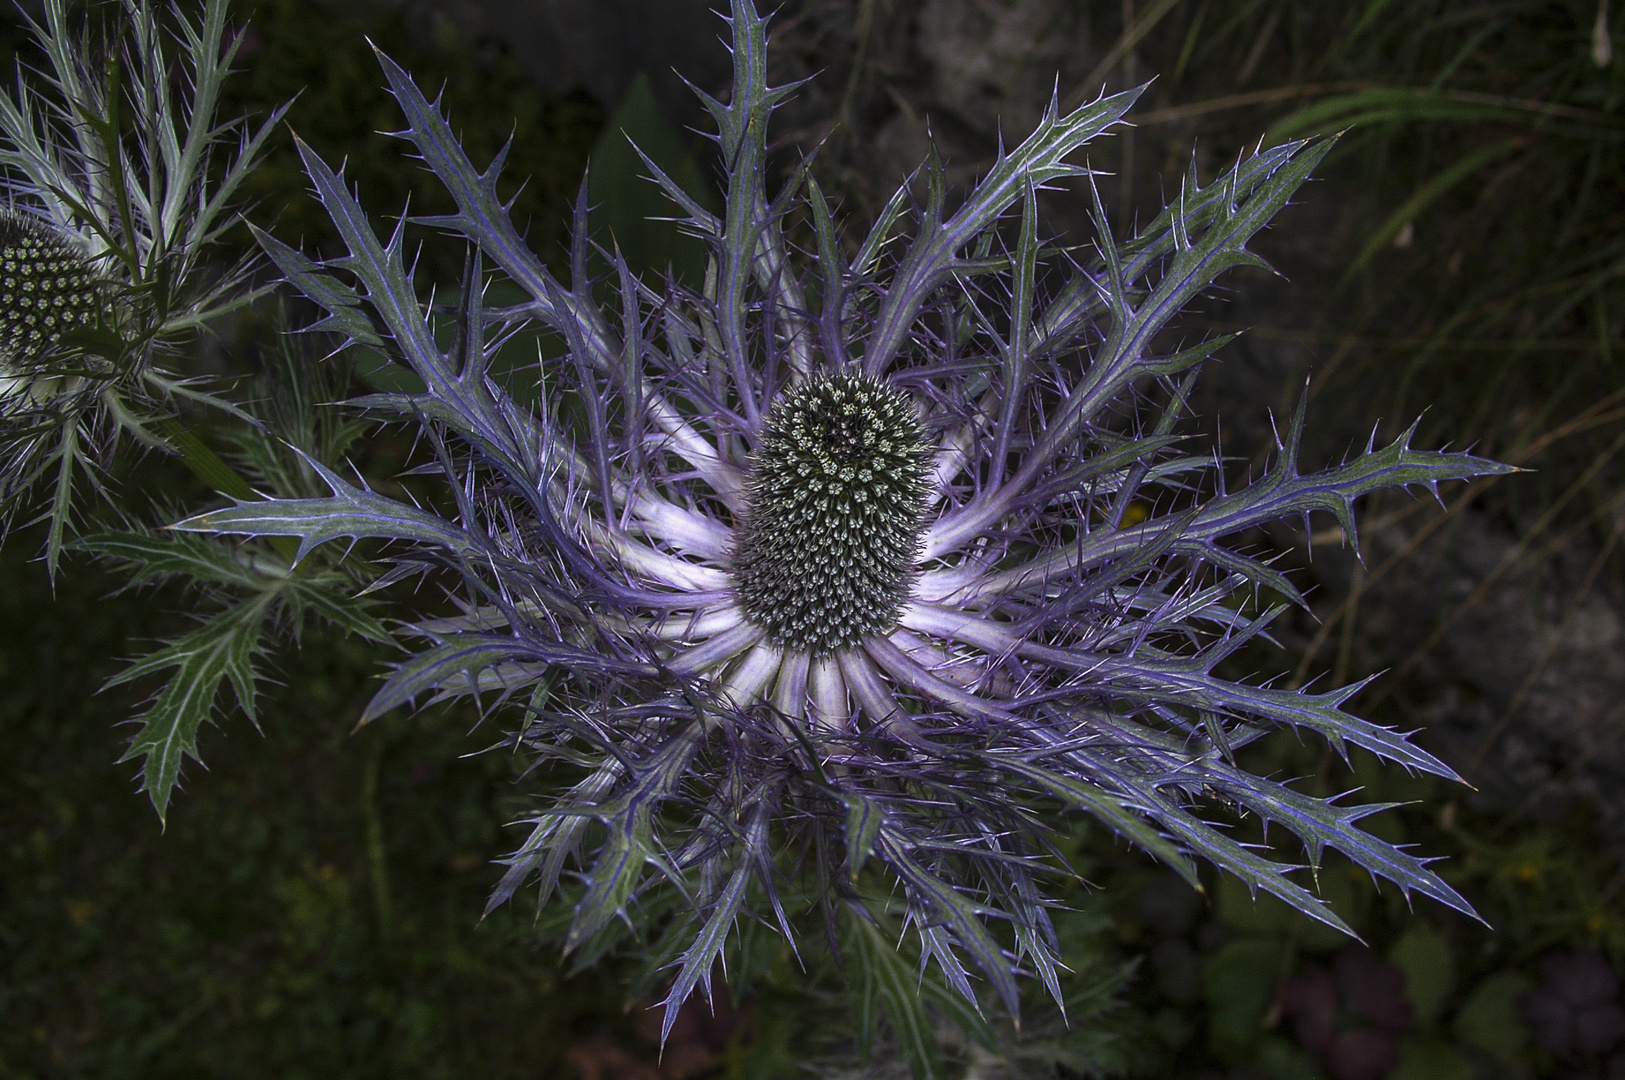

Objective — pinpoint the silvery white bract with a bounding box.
[0,0,285,572]
[180,0,1507,1042]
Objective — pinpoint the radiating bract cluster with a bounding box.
[183,0,1508,1035]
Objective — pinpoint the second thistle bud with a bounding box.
[0,213,103,372]
[732,373,933,657]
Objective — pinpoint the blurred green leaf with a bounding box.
[587,72,720,286]
[1253,1034,1322,1080]
[1202,938,1286,1058]
[1298,866,1367,951]
[1273,91,1504,138]
[1452,971,1532,1065]
[153,420,259,503]
[844,903,943,1080]
[1391,1037,1475,1080]
[1339,138,1523,286]
[1388,922,1454,1028]
[1216,874,1295,936]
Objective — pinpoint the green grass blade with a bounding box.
[1338,138,1523,286]
[844,904,943,1080]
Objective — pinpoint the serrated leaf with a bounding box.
[1190,397,1515,553]
[1060,137,1337,439]
[564,724,705,954]
[1044,733,1356,938]
[288,135,453,394]
[363,632,656,723]
[879,824,1021,1023]
[110,596,274,823]
[986,755,1199,888]
[487,760,625,913]
[996,404,1509,601]
[1080,657,1459,780]
[78,530,269,591]
[1200,763,1477,921]
[659,803,767,1046]
[249,223,387,353]
[284,576,391,644]
[837,788,884,879]
[366,45,589,340]
[863,84,1144,374]
[172,455,477,564]
[1035,141,1307,350]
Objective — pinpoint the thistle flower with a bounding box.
[0,0,288,570]
[180,0,1510,1048]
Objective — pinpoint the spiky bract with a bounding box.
[733,374,930,656]
[175,0,1514,1054]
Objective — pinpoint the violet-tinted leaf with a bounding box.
[173,457,476,564]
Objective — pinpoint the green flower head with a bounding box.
[0,213,103,368]
[732,373,933,657]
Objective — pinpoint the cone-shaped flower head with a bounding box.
[0,213,101,369]
[733,374,932,656]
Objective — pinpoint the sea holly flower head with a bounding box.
[175,0,1511,1049]
[0,211,107,378]
[732,372,933,657]
[0,0,288,571]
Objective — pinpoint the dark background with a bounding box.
[3,1,1623,1077]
